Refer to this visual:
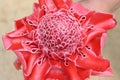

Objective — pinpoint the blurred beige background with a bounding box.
[0,0,120,80]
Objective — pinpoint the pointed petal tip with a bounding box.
[2,35,12,50]
[14,59,22,70]
[92,67,113,77]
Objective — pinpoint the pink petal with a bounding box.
[64,0,72,7]
[71,2,89,15]
[44,0,57,11]
[2,35,24,50]
[91,67,113,76]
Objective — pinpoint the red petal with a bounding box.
[92,33,106,55]
[7,27,27,38]
[71,2,89,15]
[76,48,110,71]
[86,29,106,55]
[27,3,45,27]
[2,35,24,50]
[77,67,91,80]
[64,0,72,7]
[67,53,77,61]
[15,51,41,76]
[45,66,68,80]
[39,0,46,8]
[45,59,68,80]
[44,0,57,11]
[15,18,26,29]
[14,59,22,70]
[61,61,82,80]
[26,59,50,80]
[53,0,68,9]
[86,28,105,43]
[89,12,116,30]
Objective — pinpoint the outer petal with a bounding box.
[46,59,69,80]
[39,0,57,11]
[14,59,22,70]
[61,61,82,80]
[27,5,45,27]
[15,18,26,29]
[91,67,113,76]
[2,25,30,50]
[2,35,25,50]
[64,0,72,7]
[45,66,68,80]
[15,50,41,76]
[88,12,116,30]
[76,48,110,72]
[71,2,89,15]
[77,67,91,80]
[26,59,50,80]
[15,18,36,32]
[86,33,107,56]
[44,0,57,11]
[53,0,69,9]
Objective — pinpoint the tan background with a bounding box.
[0,0,120,80]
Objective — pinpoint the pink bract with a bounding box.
[2,0,116,80]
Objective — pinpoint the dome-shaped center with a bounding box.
[38,12,81,54]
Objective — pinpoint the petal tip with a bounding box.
[2,35,12,50]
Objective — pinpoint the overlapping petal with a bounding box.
[2,0,116,80]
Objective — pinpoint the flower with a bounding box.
[2,0,116,80]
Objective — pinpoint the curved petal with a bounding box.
[2,35,25,50]
[76,48,110,72]
[14,59,22,70]
[61,61,82,80]
[86,28,106,44]
[91,67,113,76]
[15,18,26,29]
[7,27,27,38]
[2,0,116,80]
[26,59,50,80]
[71,2,89,15]
[87,33,107,56]
[27,3,45,27]
[86,29,106,55]
[64,0,72,7]
[45,59,68,79]
[53,0,69,9]
[44,0,57,11]
[15,50,41,76]
[45,66,67,80]
[88,12,116,30]
[77,67,91,80]
[39,0,46,8]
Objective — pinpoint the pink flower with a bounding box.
[2,0,116,80]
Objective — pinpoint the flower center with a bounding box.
[38,11,81,55]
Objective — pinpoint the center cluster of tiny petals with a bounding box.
[38,11,81,55]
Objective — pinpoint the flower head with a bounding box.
[2,0,116,80]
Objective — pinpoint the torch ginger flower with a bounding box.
[2,0,116,80]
